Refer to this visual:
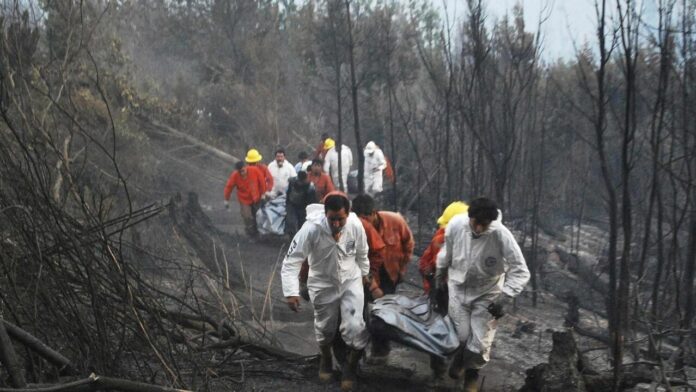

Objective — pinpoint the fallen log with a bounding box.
[2,320,76,375]
[0,373,191,392]
[147,119,239,164]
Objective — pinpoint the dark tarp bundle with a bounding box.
[256,195,286,235]
[369,294,459,358]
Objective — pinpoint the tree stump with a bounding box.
[519,330,587,392]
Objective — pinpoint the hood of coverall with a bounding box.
[305,203,332,235]
[364,141,377,154]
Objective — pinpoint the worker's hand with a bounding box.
[224,200,229,209]
[286,296,301,312]
[487,294,513,319]
[299,282,310,302]
[370,287,385,299]
[362,275,371,286]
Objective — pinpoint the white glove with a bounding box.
[224,200,229,209]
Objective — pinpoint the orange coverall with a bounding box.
[371,211,414,288]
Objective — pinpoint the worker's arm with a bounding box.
[365,225,386,288]
[377,150,387,171]
[435,223,453,271]
[354,220,370,278]
[499,228,530,298]
[346,147,353,168]
[325,176,335,193]
[223,172,238,201]
[265,167,274,192]
[419,230,444,276]
[251,170,264,202]
[399,220,415,277]
[433,224,453,314]
[281,225,314,298]
[323,152,331,174]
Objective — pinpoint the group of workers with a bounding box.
[280,193,530,391]
[223,134,392,237]
[221,134,529,392]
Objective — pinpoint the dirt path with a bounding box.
[142,126,608,391]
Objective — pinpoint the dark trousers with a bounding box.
[367,266,399,356]
[240,202,259,236]
[285,203,306,235]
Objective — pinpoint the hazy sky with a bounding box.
[440,0,662,61]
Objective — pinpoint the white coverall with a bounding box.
[281,204,370,349]
[268,160,297,196]
[436,214,529,368]
[324,145,353,191]
[363,148,387,196]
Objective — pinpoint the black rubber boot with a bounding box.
[449,347,466,379]
[369,338,390,363]
[461,369,479,392]
[450,348,479,380]
[340,348,362,391]
[430,354,447,379]
[332,335,348,367]
[318,344,333,382]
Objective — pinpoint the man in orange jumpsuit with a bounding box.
[224,161,266,236]
[351,194,414,359]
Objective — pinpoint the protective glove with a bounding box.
[487,294,513,319]
[224,200,229,209]
[299,281,310,302]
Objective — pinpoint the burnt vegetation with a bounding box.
[0,0,695,391]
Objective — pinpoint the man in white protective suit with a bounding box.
[363,141,387,196]
[434,197,529,392]
[323,138,353,192]
[281,192,370,391]
[267,148,297,198]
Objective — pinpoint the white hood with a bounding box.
[305,203,326,225]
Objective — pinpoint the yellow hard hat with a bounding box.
[437,201,469,228]
[324,138,336,150]
[245,148,263,163]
